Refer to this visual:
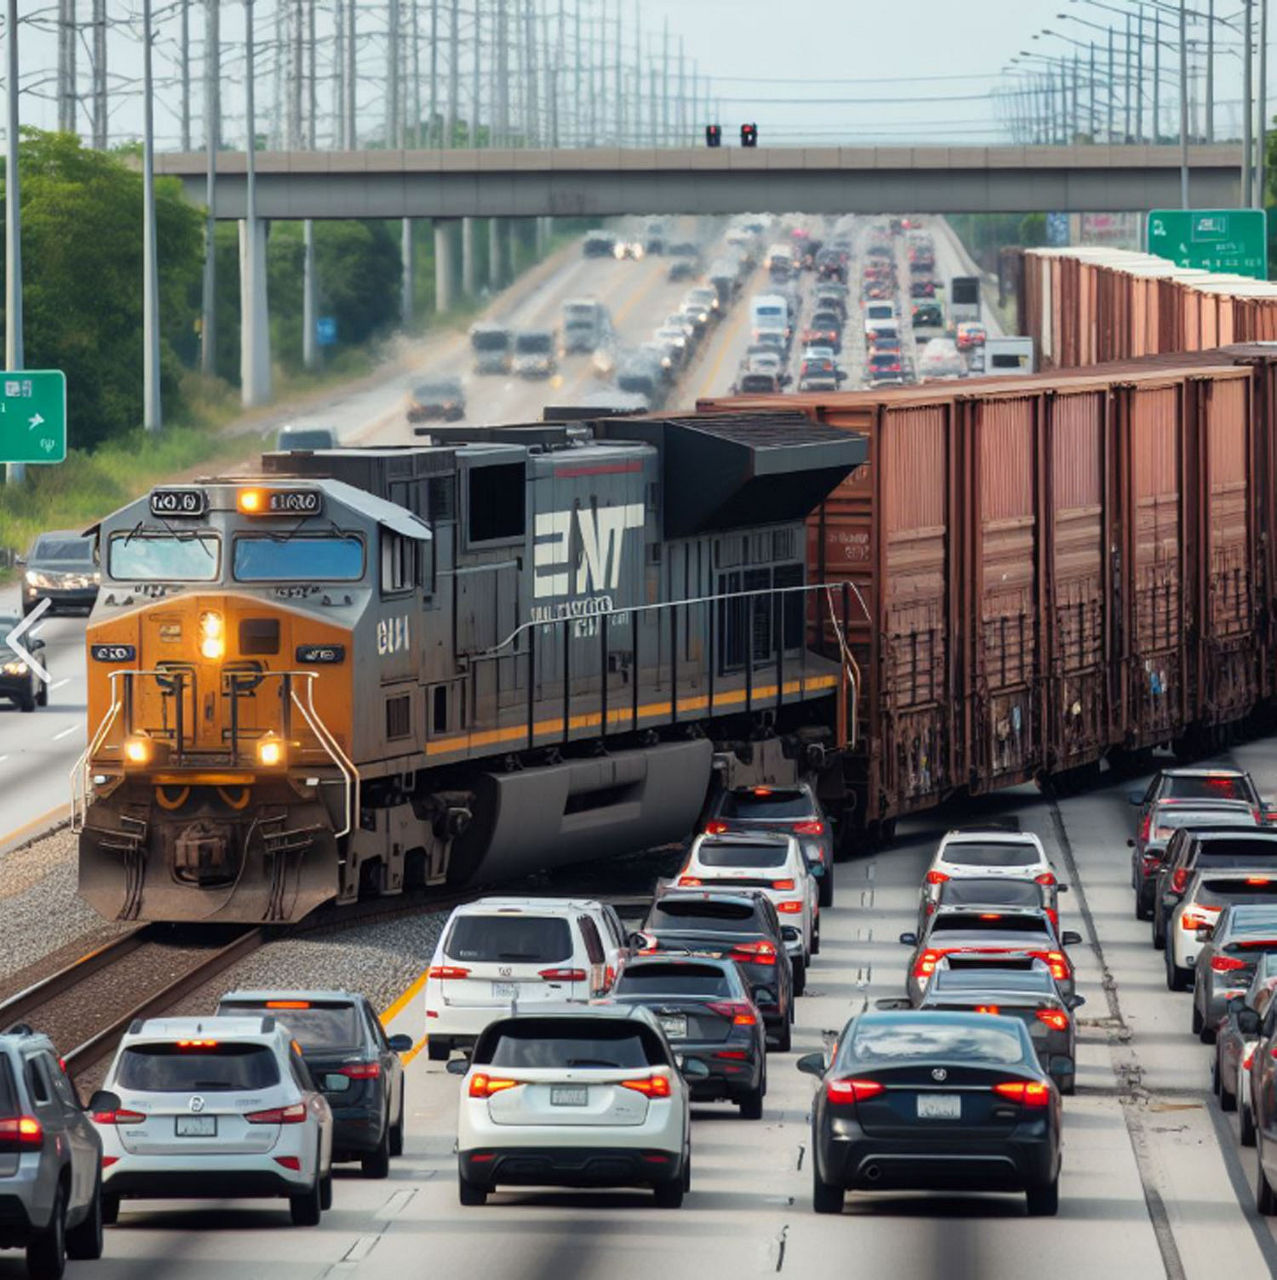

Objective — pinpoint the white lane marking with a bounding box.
[51,725,80,740]
[50,679,70,691]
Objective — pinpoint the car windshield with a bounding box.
[487,1020,656,1069]
[930,914,1050,936]
[445,914,572,964]
[697,841,788,869]
[515,333,552,354]
[217,1001,360,1050]
[719,789,814,820]
[849,1018,1026,1065]
[233,536,363,582]
[415,382,461,400]
[108,532,220,581]
[646,899,758,932]
[117,1043,281,1092]
[941,842,1039,867]
[613,964,734,998]
[32,537,93,564]
[1166,775,1254,802]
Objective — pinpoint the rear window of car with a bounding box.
[613,964,733,998]
[646,899,759,932]
[719,789,813,820]
[117,1043,281,1092]
[848,1019,1025,1065]
[486,1020,659,1069]
[931,968,1055,994]
[1165,775,1254,803]
[217,1002,360,1050]
[1195,841,1277,868]
[1195,878,1277,906]
[930,914,1050,936]
[697,841,788,869]
[939,880,1043,909]
[445,915,573,964]
[1154,805,1255,831]
[941,843,1039,867]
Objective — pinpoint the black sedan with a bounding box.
[798,1010,1062,1216]
[218,988,413,1177]
[608,955,767,1118]
[0,615,47,713]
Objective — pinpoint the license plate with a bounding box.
[917,1094,961,1120]
[550,1086,588,1107]
[175,1115,217,1137]
[491,982,518,999]
[658,1015,688,1040]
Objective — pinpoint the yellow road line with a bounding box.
[694,266,765,403]
[0,803,72,853]
[380,969,429,1027]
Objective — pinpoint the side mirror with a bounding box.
[1061,931,1082,947]
[1066,994,1086,1010]
[444,1057,469,1076]
[1127,838,1136,848]
[627,932,649,950]
[899,932,918,946]
[388,1034,413,1054]
[1196,927,1214,942]
[86,1090,120,1115]
[1238,1009,1262,1035]
[679,1056,711,1081]
[751,986,775,1007]
[1057,884,1069,893]
[795,1052,826,1078]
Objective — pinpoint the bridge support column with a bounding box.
[461,216,477,297]
[488,218,504,289]
[435,219,456,313]
[534,215,547,256]
[239,217,271,407]
[506,218,520,277]
[302,218,317,370]
[401,217,414,326]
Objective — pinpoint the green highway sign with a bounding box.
[0,370,66,464]
[1147,208,1268,280]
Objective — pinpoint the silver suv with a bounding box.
[0,1025,105,1278]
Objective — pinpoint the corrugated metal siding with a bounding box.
[1205,375,1250,642]
[882,406,947,534]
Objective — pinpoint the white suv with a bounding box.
[450,1005,700,1208]
[920,830,1059,919]
[93,1016,333,1227]
[425,898,630,1061]
[676,832,817,993]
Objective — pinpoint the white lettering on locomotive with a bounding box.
[532,504,645,600]
[377,614,411,655]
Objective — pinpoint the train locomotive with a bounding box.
[75,414,865,924]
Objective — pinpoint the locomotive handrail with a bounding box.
[289,679,360,840]
[70,699,124,834]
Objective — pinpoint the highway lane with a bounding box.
[84,745,1277,1279]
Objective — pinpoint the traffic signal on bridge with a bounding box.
[706,124,722,148]
[740,123,758,148]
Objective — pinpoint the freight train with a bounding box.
[74,414,865,924]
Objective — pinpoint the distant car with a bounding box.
[217,989,414,1178]
[614,240,644,261]
[643,221,667,254]
[918,875,1058,936]
[917,337,967,379]
[94,1015,334,1227]
[608,955,767,1118]
[275,424,338,451]
[1132,767,1263,842]
[912,303,945,328]
[798,1011,1062,1216]
[451,1007,698,1207]
[0,614,47,712]
[512,331,557,378]
[910,277,937,298]
[956,322,987,350]
[20,531,99,616]
[920,828,1060,922]
[583,230,616,258]
[867,353,905,385]
[1165,869,1277,992]
[1217,957,1277,1131]
[734,372,784,395]
[1191,905,1277,1042]
[0,1025,105,1276]
[406,377,465,423]
[798,360,845,393]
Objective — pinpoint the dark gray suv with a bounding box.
[0,1026,105,1277]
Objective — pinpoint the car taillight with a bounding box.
[1245,1050,1257,1069]
[714,1050,750,1060]
[773,879,796,891]
[992,1081,1050,1107]
[1211,954,1248,972]
[1047,908,1058,929]
[620,1075,672,1098]
[825,1078,884,1104]
[1246,877,1272,886]
[925,870,949,885]
[678,876,703,887]
[1036,1010,1069,1031]
[1035,871,1057,887]
[1180,909,1219,931]
[1142,854,1162,871]
[1139,813,1152,844]
[777,900,804,913]
[0,1117,42,1148]
[707,1001,758,1025]
[1028,950,1070,981]
[274,1156,302,1171]
[793,821,825,836]
[246,1103,307,1125]
[427,965,471,980]
[337,1061,382,1080]
[730,940,777,966]
[914,948,944,979]
[704,822,729,835]
[468,1074,519,1098]
[538,968,588,982]
[974,1005,1000,1015]
[91,1109,145,1125]
[1171,868,1189,894]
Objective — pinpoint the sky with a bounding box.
[0,0,1266,151]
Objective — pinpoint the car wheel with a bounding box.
[793,957,807,998]
[1212,1048,1223,1096]
[653,1177,684,1209]
[100,1195,119,1227]
[426,1038,450,1062]
[1242,1102,1257,1147]
[1058,1074,1076,1098]
[1165,949,1190,992]
[819,875,833,909]
[36,675,47,707]
[66,1173,104,1261]
[1221,1073,1238,1113]
[812,1163,843,1215]
[361,1118,391,1179]
[18,678,35,713]
[458,1172,488,1206]
[1191,1003,1204,1038]
[739,1080,765,1120]
[1152,913,1166,951]
[774,1020,792,1054]
[1259,1142,1277,1214]
[320,1169,333,1211]
[811,924,821,957]
[26,1183,66,1279]
[389,1088,405,1157]
[290,1172,322,1226]
[1026,1176,1060,1217]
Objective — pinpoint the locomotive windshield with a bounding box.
[232,534,364,582]
[108,532,220,581]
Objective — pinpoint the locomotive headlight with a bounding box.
[199,610,224,660]
[237,488,264,514]
[256,734,286,767]
[123,733,152,766]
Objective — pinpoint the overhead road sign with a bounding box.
[1147,208,1268,280]
[0,371,66,464]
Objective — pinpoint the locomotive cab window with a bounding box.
[233,534,364,582]
[466,462,525,544]
[381,533,419,595]
[108,531,221,582]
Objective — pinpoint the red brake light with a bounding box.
[1047,908,1058,930]
[92,1108,145,1126]
[753,787,773,796]
[265,1000,311,1009]
[707,1001,758,1026]
[428,965,471,980]
[1245,1050,1257,1069]
[1035,871,1056,886]
[925,870,949,885]
[1211,954,1248,972]
[979,913,1003,921]
[914,948,945,979]
[621,1074,672,1098]
[1028,950,1070,981]
[678,876,703,887]
[246,1103,307,1125]
[1171,868,1189,894]
[1180,909,1218,931]
[1139,813,1152,844]
[468,1074,519,1098]
[538,968,588,982]
[338,1061,382,1080]
[777,900,804,913]
[730,940,777,966]
[1246,877,1272,886]
[992,1080,1050,1107]
[974,1004,1000,1015]
[704,822,729,835]
[0,1117,43,1148]
[772,879,797,891]
[793,821,825,836]
[1035,1009,1069,1031]
[273,1156,302,1171]
[177,1040,218,1049]
[825,1078,884,1104]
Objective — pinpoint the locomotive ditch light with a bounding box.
[257,733,287,768]
[123,733,153,766]
[199,610,225,661]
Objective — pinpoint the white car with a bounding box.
[93,1016,333,1226]
[676,832,817,992]
[425,897,630,1061]
[920,829,1057,918]
[450,1006,700,1208]
[1165,870,1277,990]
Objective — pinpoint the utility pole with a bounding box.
[1107,25,1114,143]
[1259,0,1269,207]
[179,0,191,149]
[615,0,623,144]
[430,0,439,146]
[497,0,509,145]
[59,0,78,135]
[1123,12,1131,141]
[1207,0,1215,142]
[345,0,356,147]
[142,0,161,431]
[288,0,302,148]
[1245,0,1255,204]
[200,0,219,377]
[241,0,270,407]
[414,0,423,144]
[335,0,345,147]
[6,0,24,484]
[1179,0,1190,207]
[678,35,685,145]
[388,0,401,147]
[307,0,317,149]
[303,218,317,369]
[662,17,669,146]
[1135,9,1144,143]
[91,0,106,147]
[633,0,641,148]
[448,0,460,146]
[526,0,539,145]
[1153,9,1161,144]
[573,0,581,146]
[473,0,482,146]
[516,0,527,142]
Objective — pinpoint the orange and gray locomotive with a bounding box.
[75,413,864,923]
